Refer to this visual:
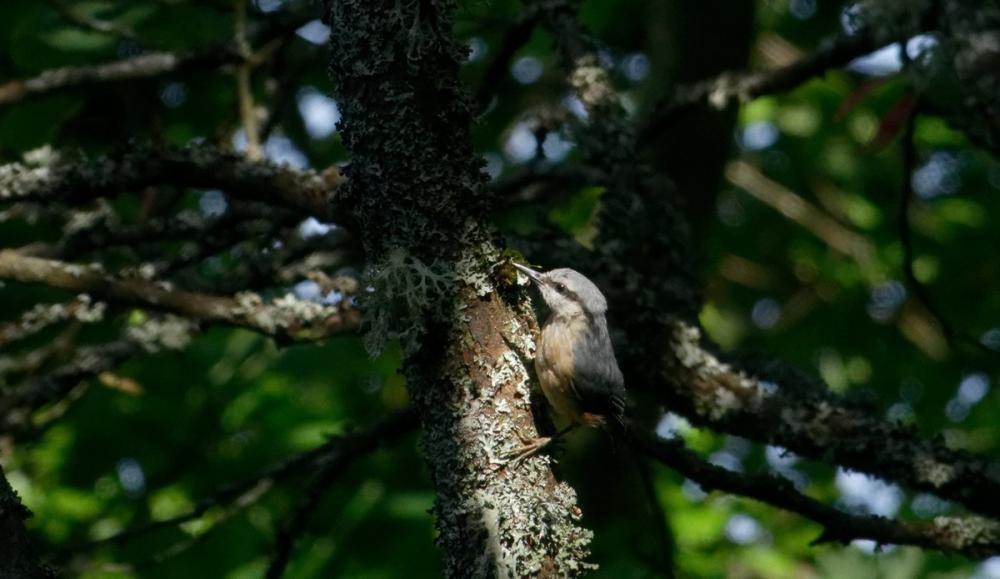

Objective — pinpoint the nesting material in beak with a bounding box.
[513,262,544,285]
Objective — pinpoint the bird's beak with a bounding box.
[513,262,544,285]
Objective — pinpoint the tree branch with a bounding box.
[640,32,879,143]
[46,203,294,262]
[0,250,360,343]
[629,428,1000,558]
[0,144,342,221]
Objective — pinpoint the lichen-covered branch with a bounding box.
[0,144,342,221]
[659,322,1000,520]
[0,250,359,343]
[326,0,593,575]
[0,295,106,348]
[630,428,1000,558]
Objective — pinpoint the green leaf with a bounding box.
[548,185,605,248]
[41,28,117,52]
[0,96,83,152]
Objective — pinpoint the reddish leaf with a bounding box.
[869,93,918,150]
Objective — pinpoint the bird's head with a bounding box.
[513,263,608,319]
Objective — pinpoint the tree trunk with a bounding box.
[325,1,593,576]
[0,466,50,579]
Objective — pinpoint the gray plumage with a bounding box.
[514,264,627,428]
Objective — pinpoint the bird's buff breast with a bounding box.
[536,321,585,424]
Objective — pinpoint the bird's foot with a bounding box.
[499,436,554,468]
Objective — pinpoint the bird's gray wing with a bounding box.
[570,325,627,425]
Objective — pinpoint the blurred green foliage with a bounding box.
[1,0,999,577]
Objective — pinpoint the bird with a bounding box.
[506,262,627,463]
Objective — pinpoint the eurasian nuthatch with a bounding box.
[508,263,627,459]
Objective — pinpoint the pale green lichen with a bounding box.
[23,145,60,167]
[125,315,194,352]
[569,55,617,110]
[670,321,764,419]
[230,290,338,337]
[454,237,499,297]
[360,247,456,356]
[1,295,106,345]
[932,515,1000,552]
[915,454,960,488]
[62,200,117,236]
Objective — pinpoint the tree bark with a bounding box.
[0,466,51,579]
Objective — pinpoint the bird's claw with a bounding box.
[498,436,553,468]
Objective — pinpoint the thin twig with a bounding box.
[630,452,676,578]
[235,0,263,159]
[726,160,882,279]
[263,409,417,578]
[45,0,137,40]
[0,50,234,107]
[0,339,139,435]
[897,105,957,336]
[475,11,541,114]
[898,112,997,360]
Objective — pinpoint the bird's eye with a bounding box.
[554,283,566,293]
